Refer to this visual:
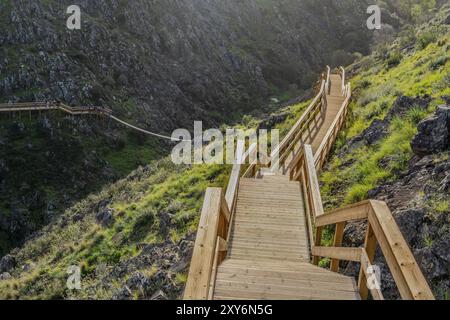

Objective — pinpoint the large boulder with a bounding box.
[0,255,16,273]
[412,106,450,156]
[95,207,115,227]
[340,95,432,155]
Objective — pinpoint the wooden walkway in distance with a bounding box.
[311,75,345,153]
[212,72,360,300]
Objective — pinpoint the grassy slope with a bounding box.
[321,22,449,210]
[0,112,164,256]
[0,157,229,299]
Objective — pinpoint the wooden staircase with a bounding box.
[214,260,359,300]
[215,174,360,300]
[228,175,309,263]
[184,67,435,301]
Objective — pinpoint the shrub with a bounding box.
[386,52,403,69]
[417,31,438,49]
[430,55,448,70]
[358,79,372,89]
[407,107,429,124]
[345,183,373,204]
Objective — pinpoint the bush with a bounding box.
[430,56,448,70]
[386,52,403,69]
[417,30,438,49]
[408,107,428,124]
[358,79,371,89]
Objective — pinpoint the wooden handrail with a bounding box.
[0,101,113,115]
[314,82,351,171]
[325,65,331,95]
[340,67,346,96]
[184,188,231,300]
[271,79,326,172]
[289,83,351,181]
[224,140,246,212]
[185,140,258,300]
[298,148,435,300]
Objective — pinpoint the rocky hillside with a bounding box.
[318,8,449,299]
[0,0,374,266]
[0,0,373,129]
[0,1,448,300]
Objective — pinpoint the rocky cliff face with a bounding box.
[0,0,372,130]
[341,103,450,299]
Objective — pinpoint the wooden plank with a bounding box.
[230,237,303,246]
[225,140,245,209]
[184,188,222,300]
[358,224,377,300]
[303,145,325,218]
[229,246,308,255]
[218,262,354,280]
[215,278,357,295]
[215,274,356,292]
[330,222,346,272]
[220,191,231,224]
[214,285,358,300]
[208,239,221,300]
[230,243,307,252]
[312,246,362,262]
[316,201,370,227]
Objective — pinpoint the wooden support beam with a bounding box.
[368,200,434,300]
[312,246,362,263]
[330,222,346,272]
[312,227,323,265]
[304,145,324,218]
[184,188,223,300]
[316,201,370,227]
[358,223,377,300]
[208,239,221,300]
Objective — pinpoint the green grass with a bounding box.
[0,157,230,299]
[320,27,449,209]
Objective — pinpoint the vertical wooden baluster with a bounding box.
[330,222,346,272]
[358,224,377,300]
[313,227,322,265]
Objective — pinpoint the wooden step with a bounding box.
[214,259,359,300]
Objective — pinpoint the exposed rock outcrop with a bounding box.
[412,106,450,155]
[342,152,450,299]
[340,95,432,155]
[0,255,16,273]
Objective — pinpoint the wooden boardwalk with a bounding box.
[217,175,359,300]
[185,67,435,301]
[213,73,360,300]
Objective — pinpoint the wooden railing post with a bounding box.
[330,222,346,272]
[368,200,435,300]
[312,227,323,265]
[358,224,377,300]
[184,188,230,300]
